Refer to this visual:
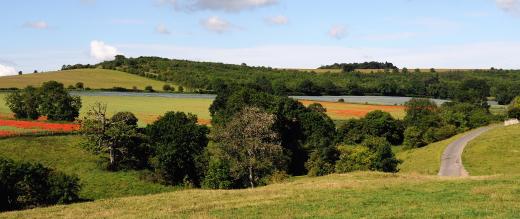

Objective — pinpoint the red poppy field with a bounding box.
[0,118,80,137]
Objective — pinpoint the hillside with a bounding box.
[61,56,520,104]
[0,69,168,90]
[463,124,520,175]
[0,136,176,200]
[2,172,519,218]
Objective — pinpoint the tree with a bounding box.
[361,110,404,145]
[508,107,520,119]
[5,86,41,120]
[454,79,490,109]
[146,111,209,186]
[145,85,154,92]
[335,137,400,173]
[404,98,440,129]
[81,104,145,170]
[75,82,84,89]
[18,71,22,75]
[178,86,184,93]
[34,70,38,73]
[212,107,283,188]
[162,84,173,92]
[38,81,82,121]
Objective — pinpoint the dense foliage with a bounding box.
[5,81,81,121]
[335,137,400,173]
[318,61,398,72]
[62,56,520,104]
[146,111,209,186]
[0,157,81,211]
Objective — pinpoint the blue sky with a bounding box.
[1,0,520,75]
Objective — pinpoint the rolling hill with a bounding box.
[0,69,168,90]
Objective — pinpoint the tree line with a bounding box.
[318,61,398,72]
[62,56,520,105]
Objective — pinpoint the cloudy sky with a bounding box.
[1,0,520,75]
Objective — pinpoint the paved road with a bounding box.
[438,126,497,177]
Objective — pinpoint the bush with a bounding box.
[38,81,82,121]
[162,84,173,92]
[508,107,520,119]
[5,86,41,120]
[335,137,400,173]
[0,157,81,211]
[145,85,154,92]
[75,82,84,89]
[202,159,233,189]
[403,126,426,149]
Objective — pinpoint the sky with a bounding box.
[1,0,520,76]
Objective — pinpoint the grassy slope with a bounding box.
[2,172,519,218]
[0,69,167,90]
[0,136,175,200]
[397,132,467,175]
[463,124,520,175]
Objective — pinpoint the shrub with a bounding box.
[38,81,82,121]
[162,84,172,92]
[145,85,154,92]
[0,157,81,211]
[335,137,400,173]
[202,159,233,189]
[75,82,84,89]
[508,107,520,119]
[403,126,426,149]
[5,86,41,120]
[335,146,373,173]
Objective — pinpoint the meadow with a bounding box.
[0,69,168,90]
[1,172,518,218]
[0,135,176,200]
[463,124,520,175]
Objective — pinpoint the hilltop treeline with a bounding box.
[318,61,398,72]
[62,56,520,104]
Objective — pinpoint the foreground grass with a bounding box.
[397,132,467,175]
[463,124,520,175]
[0,69,167,90]
[2,172,519,218]
[0,93,213,126]
[0,136,175,200]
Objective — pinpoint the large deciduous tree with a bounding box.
[212,107,283,189]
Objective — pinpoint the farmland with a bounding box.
[0,93,408,125]
[0,119,79,137]
[0,69,168,90]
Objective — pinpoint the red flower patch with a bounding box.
[0,119,80,137]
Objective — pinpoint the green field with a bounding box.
[0,69,168,90]
[463,124,520,176]
[2,172,519,218]
[0,136,176,200]
[396,132,468,175]
[0,93,213,126]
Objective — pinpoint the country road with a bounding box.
[438,126,497,177]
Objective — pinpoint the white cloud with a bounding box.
[90,40,120,61]
[265,15,288,25]
[159,0,277,12]
[156,24,171,34]
[0,64,17,76]
[328,25,347,40]
[496,0,520,13]
[201,16,232,33]
[24,21,49,29]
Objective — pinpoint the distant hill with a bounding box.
[0,69,168,90]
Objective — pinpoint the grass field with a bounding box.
[2,172,519,218]
[0,136,176,200]
[463,124,520,176]
[300,100,406,120]
[396,132,468,175]
[0,69,168,90]
[0,93,213,126]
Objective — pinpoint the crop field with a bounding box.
[280,68,343,74]
[463,124,520,175]
[0,119,79,137]
[0,93,213,126]
[0,69,168,90]
[0,135,176,200]
[2,172,519,218]
[300,100,406,119]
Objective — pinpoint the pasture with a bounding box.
[463,124,520,175]
[0,69,168,90]
[2,172,519,218]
